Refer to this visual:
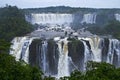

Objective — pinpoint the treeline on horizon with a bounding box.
[0,5,120,80]
[23,6,120,14]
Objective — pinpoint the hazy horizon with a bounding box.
[0,0,120,9]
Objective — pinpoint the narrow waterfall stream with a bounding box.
[57,38,69,78]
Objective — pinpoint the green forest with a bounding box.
[0,5,42,80]
[0,5,33,41]
[86,20,120,40]
[0,5,120,80]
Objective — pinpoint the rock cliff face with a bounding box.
[29,39,42,67]
[68,40,85,71]
[29,39,59,75]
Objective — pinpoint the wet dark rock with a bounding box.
[68,40,84,71]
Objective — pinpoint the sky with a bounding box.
[0,0,120,9]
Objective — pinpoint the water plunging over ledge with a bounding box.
[10,36,120,78]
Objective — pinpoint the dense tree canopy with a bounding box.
[105,20,120,39]
[0,5,33,41]
[1,52,120,80]
[0,53,43,80]
[0,6,43,80]
[87,20,120,40]
[0,39,11,53]
[60,61,120,80]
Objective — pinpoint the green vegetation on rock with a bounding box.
[87,20,120,40]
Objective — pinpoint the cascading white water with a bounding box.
[41,41,48,74]
[82,40,92,70]
[10,36,120,78]
[10,37,27,61]
[57,38,69,78]
[115,14,120,21]
[107,39,113,64]
[87,37,102,62]
[21,38,33,63]
[80,37,120,67]
[10,36,33,63]
[81,13,96,24]
[107,39,120,66]
[30,13,73,25]
[80,36,102,62]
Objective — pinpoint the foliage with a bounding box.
[0,53,43,80]
[87,20,120,40]
[0,5,33,41]
[1,33,120,80]
[23,6,81,14]
[23,6,120,14]
[86,26,106,35]
[67,37,77,41]
[0,39,11,53]
[68,70,84,80]
[44,76,55,80]
[105,20,120,39]
[0,6,44,80]
[85,61,116,80]
[61,61,120,80]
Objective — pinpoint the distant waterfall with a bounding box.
[30,13,73,25]
[25,13,120,26]
[10,36,120,78]
[115,14,120,21]
[81,13,96,24]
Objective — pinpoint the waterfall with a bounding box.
[21,38,33,63]
[41,41,48,74]
[107,39,113,64]
[81,13,96,24]
[81,36,102,62]
[10,37,26,61]
[87,37,102,62]
[30,13,73,25]
[115,14,120,21]
[107,39,120,67]
[10,37,32,62]
[82,40,92,70]
[57,38,69,78]
[10,36,120,78]
[10,37,33,63]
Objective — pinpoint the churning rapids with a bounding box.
[10,35,120,78]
